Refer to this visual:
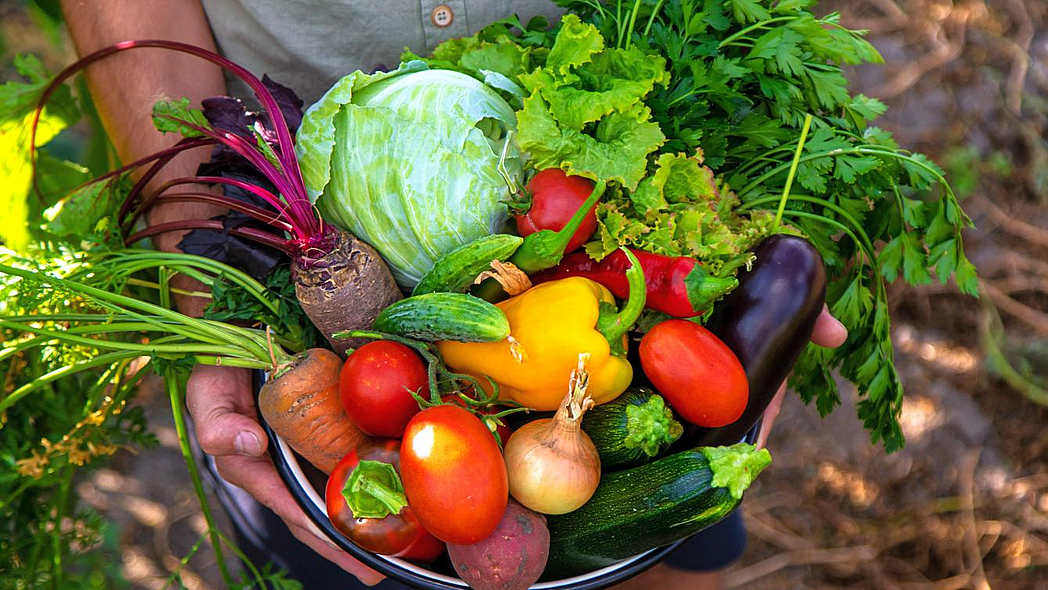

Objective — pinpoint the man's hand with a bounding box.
[755,305,848,448]
[186,365,385,585]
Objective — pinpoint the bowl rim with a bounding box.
[256,371,759,590]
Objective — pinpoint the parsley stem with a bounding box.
[717,16,799,49]
[642,0,667,38]
[738,145,948,200]
[739,194,877,259]
[772,114,813,233]
[624,0,644,48]
[775,209,887,301]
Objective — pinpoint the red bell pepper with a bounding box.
[325,439,444,562]
[531,248,737,317]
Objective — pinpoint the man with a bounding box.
[61,2,848,587]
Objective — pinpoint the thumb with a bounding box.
[186,366,266,457]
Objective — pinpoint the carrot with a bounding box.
[258,347,371,474]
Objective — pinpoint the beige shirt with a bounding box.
[201,0,565,105]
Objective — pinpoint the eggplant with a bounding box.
[683,234,827,447]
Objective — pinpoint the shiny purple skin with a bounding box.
[684,234,827,447]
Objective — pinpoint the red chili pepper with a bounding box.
[531,248,738,317]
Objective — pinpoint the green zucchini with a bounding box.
[372,293,509,342]
[412,234,523,296]
[543,443,771,579]
[582,388,682,469]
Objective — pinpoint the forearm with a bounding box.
[62,0,226,253]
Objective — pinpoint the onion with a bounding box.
[503,354,601,514]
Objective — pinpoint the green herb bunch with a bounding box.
[416,0,977,451]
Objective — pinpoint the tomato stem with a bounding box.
[343,460,409,519]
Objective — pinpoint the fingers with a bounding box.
[756,383,787,449]
[214,454,384,586]
[758,306,847,450]
[214,453,306,525]
[811,304,848,349]
[288,524,385,586]
[186,365,266,457]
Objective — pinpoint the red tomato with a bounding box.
[325,440,445,562]
[440,394,513,447]
[639,320,748,428]
[400,405,509,544]
[514,169,598,253]
[340,341,427,437]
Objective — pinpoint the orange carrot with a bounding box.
[258,348,369,474]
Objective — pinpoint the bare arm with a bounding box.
[62,0,224,259]
[61,3,383,583]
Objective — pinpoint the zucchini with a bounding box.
[582,388,682,469]
[412,234,523,296]
[543,443,771,579]
[372,293,510,342]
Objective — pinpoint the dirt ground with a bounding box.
[23,0,1048,588]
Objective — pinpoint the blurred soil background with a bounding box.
[3,0,1047,588]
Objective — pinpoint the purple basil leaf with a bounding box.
[184,74,302,281]
[262,74,304,133]
[201,96,254,139]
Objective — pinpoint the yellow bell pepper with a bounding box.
[438,250,646,411]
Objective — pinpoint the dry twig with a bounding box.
[979,279,1048,335]
[976,196,1048,247]
[724,546,877,588]
[959,448,992,590]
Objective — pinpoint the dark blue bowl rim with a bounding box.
[256,370,760,590]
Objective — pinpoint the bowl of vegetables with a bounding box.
[258,362,765,590]
[18,0,976,588]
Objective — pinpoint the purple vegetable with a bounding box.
[685,234,827,447]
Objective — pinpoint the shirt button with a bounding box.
[431,5,454,28]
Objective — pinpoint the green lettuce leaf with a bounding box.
[513,15,669,189]
[588,152,776,277]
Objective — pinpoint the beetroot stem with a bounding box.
[30,39,317,235]
[125,220,290,252]
[125,176,293,233]
[153,116,304,215]
[149,193,294,232]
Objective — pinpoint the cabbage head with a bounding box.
[296,61,523,288]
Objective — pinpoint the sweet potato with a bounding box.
[447,499,550,590]
[258,347,370,473]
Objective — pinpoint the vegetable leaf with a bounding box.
[0,54,81,251]
[152,97,210,137]
[728,0,771,23]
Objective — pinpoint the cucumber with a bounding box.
[582,388,682,469]
[412,235,523,296]
[372,292,510,342]
[543,443,771,579]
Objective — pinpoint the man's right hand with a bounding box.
[186,365,385,586]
